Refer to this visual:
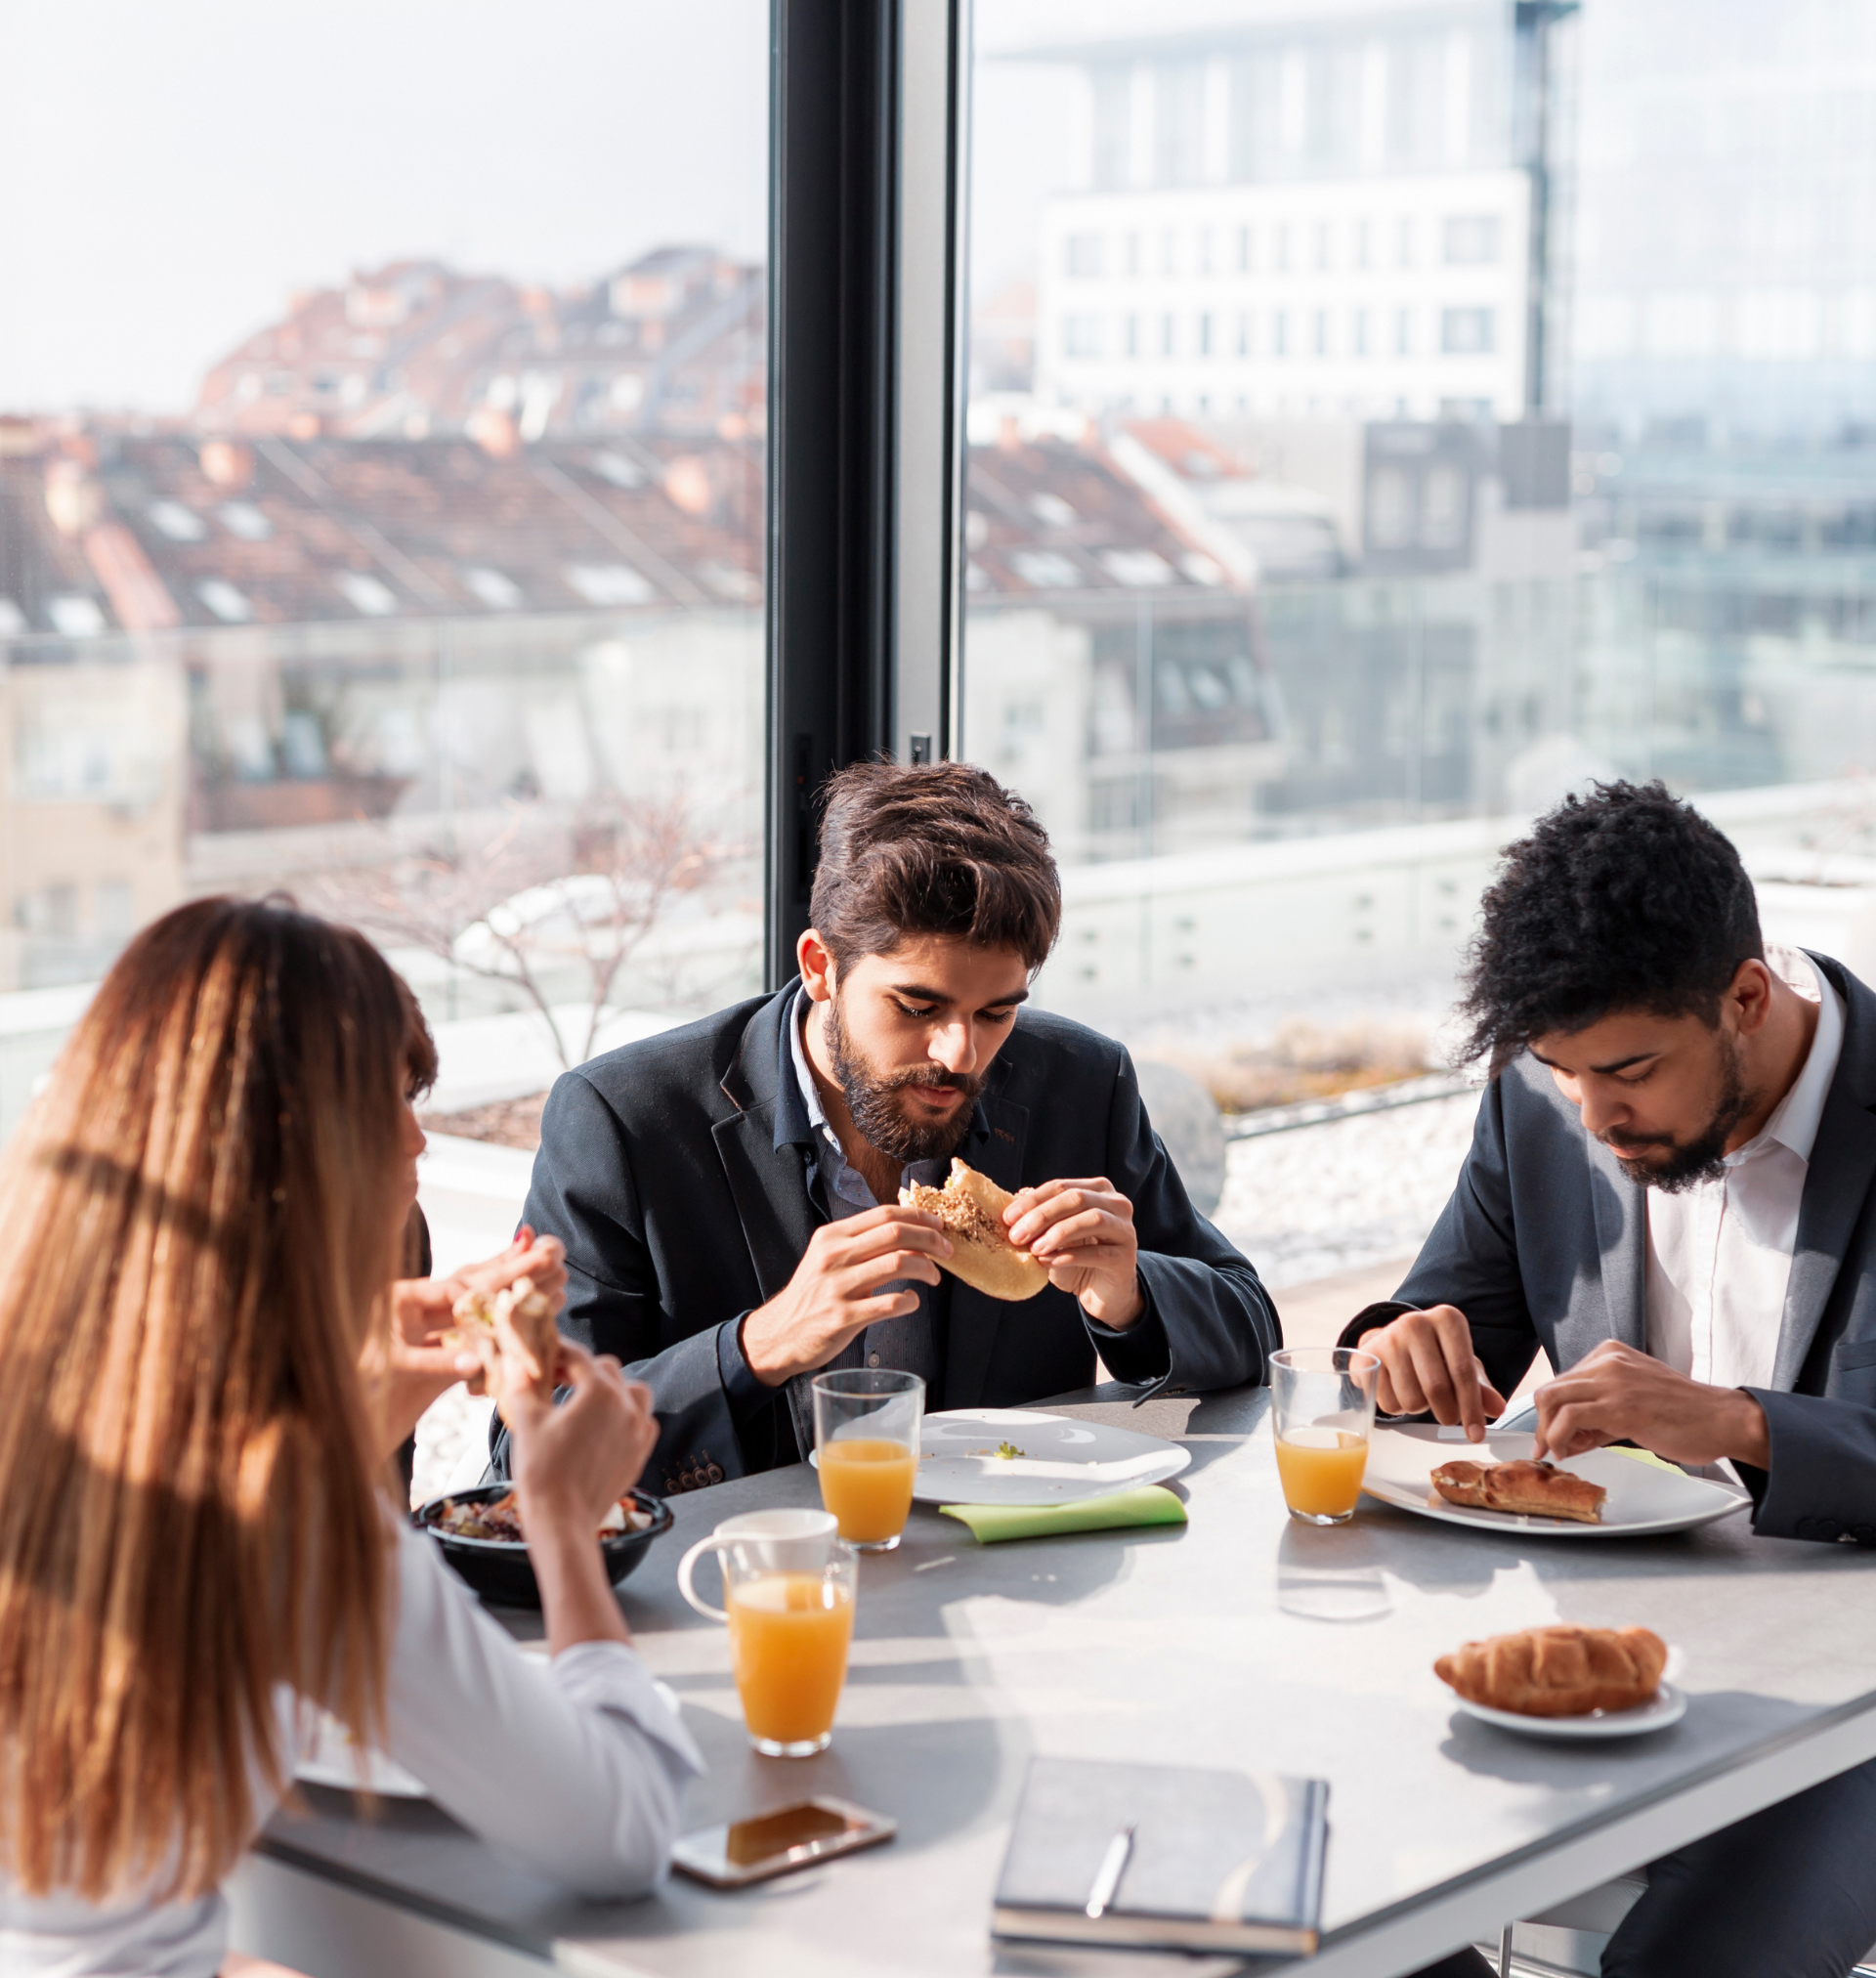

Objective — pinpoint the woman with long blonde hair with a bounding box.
[0,898,700,1974]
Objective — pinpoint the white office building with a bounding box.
[1025,0,1577,425]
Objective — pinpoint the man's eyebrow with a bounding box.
[1529,1046,1659,1075]
[888,981,1030,1008]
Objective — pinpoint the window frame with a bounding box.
[763,0,970,987]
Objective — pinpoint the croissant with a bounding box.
[1435,1624,1668,1717]
[1430,1458,1607,1525]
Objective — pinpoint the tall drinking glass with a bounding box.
[812,1368,924,1552]
[678,1509,857,1756]
[1270,1348,1382,1525]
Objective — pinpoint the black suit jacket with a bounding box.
[1341,951,1876,1543]
[501,983,1278,1496]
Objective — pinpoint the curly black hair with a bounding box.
[1457,780,1763,1068]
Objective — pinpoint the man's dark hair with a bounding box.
[1458,780,1764,1067]
[810,760,1061,972]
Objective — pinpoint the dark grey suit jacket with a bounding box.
[503,983,1279,1497]
[1341,951,1876,1544]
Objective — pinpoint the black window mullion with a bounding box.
[765,0,898,988]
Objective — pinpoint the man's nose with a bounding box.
[930,1021,976,1075]
[1574,1080,1627,1138]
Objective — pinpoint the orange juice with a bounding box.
[818,1437,917,1544]
[726,1570,855,1747]
[1274,1428,1370,1518]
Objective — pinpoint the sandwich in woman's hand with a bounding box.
[1430,1457,1607,1525]
[449,1276,560,1420]
[900,1158,1049,1302]
[1434,1624,1667,1717]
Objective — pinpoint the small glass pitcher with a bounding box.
[677,1508,858,1756]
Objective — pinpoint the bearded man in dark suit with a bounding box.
[1372,783,1876,1978]
[496,759,1277,1495]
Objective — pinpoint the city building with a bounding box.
[1018,0,1578,423]
[0,413,1257,986]
[194,247,766,446]
[1571,0,1876,439]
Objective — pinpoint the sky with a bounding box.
[0,0,770,412]
[1,0,1789,419]
[0,0,1274,414]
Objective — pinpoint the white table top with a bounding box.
[259,1385,1876,1975]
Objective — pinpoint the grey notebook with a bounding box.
[992,1756,1328,1956]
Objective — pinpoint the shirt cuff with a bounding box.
[1085,1277,1172,1385]
[717,1314,775,1435]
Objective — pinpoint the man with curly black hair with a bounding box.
[1353,781,1876,1978]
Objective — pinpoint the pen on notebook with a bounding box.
[1085,1824,1135,1920]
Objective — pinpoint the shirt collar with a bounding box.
[788,989,840,1144]
[1732,943,1845,1167]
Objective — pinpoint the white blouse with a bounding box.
[0,1520,704,1977]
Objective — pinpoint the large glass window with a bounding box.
[963,0,1876,1305]
[0,2,769,1143]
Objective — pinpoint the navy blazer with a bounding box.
[503,982,1278,1496]
[1341,951,1876,1544]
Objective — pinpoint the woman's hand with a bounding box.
[500,1339,660,1654]
[365,1229,568,1461]
[501,1338,657,1526]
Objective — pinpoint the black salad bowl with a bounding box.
[413,1482,673,1610]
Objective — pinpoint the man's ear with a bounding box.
[1727,956,1775,1035]
[797,928,837,1004]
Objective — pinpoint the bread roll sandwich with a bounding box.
[1430,1457,1607,1525]
[448,1275,560,1421]
[900,1158,1049,1302]
[1434,1624,1667,1717]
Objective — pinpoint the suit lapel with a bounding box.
[1774,963,1876,1389]
[942,1082,1031,1409]
[710,985,822,1302]
[713,1112,819,1300]
[1585,1133,1647,1353]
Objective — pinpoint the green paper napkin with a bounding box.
[937,1484,1187,1544]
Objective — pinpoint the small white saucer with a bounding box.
[1453,1680,1687,1741]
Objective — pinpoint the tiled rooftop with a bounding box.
[0,425,1245,640]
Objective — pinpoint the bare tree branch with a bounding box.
[315,792,746,1072]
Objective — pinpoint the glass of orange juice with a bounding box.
[678,1508,857,1756]
[1270,1348,1382,1525]
[812,1369,923,1552]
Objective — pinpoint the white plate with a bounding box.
[1454,1681,1688,1741]
[912,1407,1191,1505]
[294,1712,427,1798]
[1359,1426,1750,1538]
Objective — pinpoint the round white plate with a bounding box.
[295,1712,426,1797]
[1359,1426,1750,1538]
[1454,1681,1688,1741]
[913,1407,1190,1505]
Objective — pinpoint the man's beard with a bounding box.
[1601,1039,1751,1194]
[824,996,983,1164]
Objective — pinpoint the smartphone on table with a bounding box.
[671,1797,896,1888]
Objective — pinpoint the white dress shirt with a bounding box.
[1645,944,1844,1393]
[0,1519,704,1978]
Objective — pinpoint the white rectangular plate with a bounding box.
[915,1407,1190,1506]
[1359,1426,1750,1538]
